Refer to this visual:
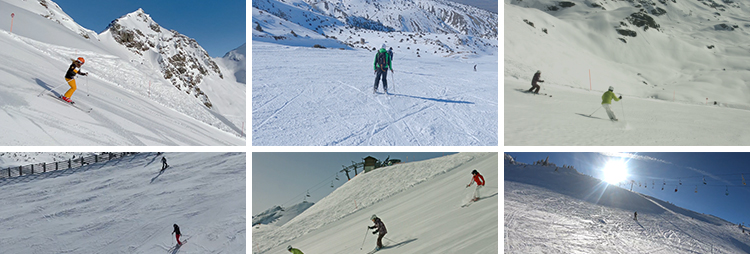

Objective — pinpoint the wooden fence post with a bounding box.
[18,166,22,176]
[31,164,34,174]
[43,163,46,173]
[68,159,72,169]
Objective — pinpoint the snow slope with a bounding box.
[252,201,315,227]
[0,0,245,145]
[505,0,750,145]
[504,154,750,253]
[0,152,246,254]
[253,152,498,253]
[252,41,497,145]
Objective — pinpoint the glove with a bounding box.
[372,231,378,234]
[619,95,622,99]
[81,72,88,76]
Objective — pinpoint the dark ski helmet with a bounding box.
[287,245,293,250]
[536,70,541,74]
[472,169,478,175]
[371,214,378,220]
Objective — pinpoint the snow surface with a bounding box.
[504,0,750,145]
[0,0,245,145]
[251,201,315,227]
[0,152,246,254]
[253,152,498,253]
[504,154,750,253]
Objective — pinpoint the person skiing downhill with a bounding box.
[161,156,169,171]
[466,169,485,201]
[373,44,393,94]
[634,211,638,221]
[287,245,304,254]
[368,214,387,251]
[601,86,622,121]
[528,70,544,94]
[62,57,88,103]
[172,224,182,245]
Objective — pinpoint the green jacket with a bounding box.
[374,48,392,70]
[290,248,304,254]
[601,90,620,104]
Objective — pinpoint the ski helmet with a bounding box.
[381,43,386,49]
[472,169,478,175]
[536,70,541,73]
[77,57,85,64]
[287,245,293,250]
[608,86,614,91]
[371,214,378,220]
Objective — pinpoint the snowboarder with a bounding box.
[601,86,622,121]
[161,156,169,171]
[368,214,387,251]
[634,211,638,221]
[373,44,393,94]
[62,57,88,103]
[172,224,182,245]
[528,70,544,94]
[287,245,304,254]
[466,169,485,201]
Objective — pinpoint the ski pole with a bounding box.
[360,227,369,250]
[588,106,601,117]
[620,96,625,120]
[37,83,68,97]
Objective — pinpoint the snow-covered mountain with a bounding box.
[252,152,498,253]
[217,43,246,84]
[504,154,750,253]
[252,201,315,227]
[0,0,244,145]
[0,152,95,168]
[0,152,246,253]
[505,0,750,145]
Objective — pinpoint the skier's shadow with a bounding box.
[169,243,182,254]
[33,78,61,97]
[385,238,418,249]
[391,93,474,104]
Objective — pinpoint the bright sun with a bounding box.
[602,159,629,185]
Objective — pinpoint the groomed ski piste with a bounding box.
[0,0,245,145]
[252,152,498,253]
[504,154,750,253]
[252,0,498,146]
[504,0,750,145]
[0,152,246,254]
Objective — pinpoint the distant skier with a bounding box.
[387,47,394,62]
[172,224,182,245]
[62,57,88,103]
[634,211,638,221]
[466,169,485,201]
[528,70,544,94]
[601,86,622,121]
[287,245,304,254]
[161,156,169,171]
[368,214,387,251]
[373,44,393,94]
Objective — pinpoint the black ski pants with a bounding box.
[374,68,388,91]
[529,83,540,93]
[377,232,386,248]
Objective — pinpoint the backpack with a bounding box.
[377,51,388,71]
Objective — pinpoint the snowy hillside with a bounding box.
[253,152,498,253]
[0,0,244,145]
[504,154,750,253]
[252,201,315,227]
[0,152,245,254]
[505,0,750,145]
[0,152,94,168]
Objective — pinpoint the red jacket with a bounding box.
[471,173,485,186]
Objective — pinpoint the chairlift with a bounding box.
[675,185,678,192]
[743,174,746,186]
[694,185,698,193]
[703,176,706,185]
[652,180,654,189]
[726,185,729,196]
[679,179,682,185]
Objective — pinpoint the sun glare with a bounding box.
[602,159,628,185]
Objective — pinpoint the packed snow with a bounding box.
[504,154,750,253]
[253,152,498,254]
[0,0,245,145]
[0,152,246,254]
[504,0,750,145]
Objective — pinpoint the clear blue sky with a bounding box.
[252,152,456,214]
[54,0,245,57]
[507,152,750,226]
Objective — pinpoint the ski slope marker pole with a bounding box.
[360,227,368,250]
[589,69,591,91]
[10,13,14,34]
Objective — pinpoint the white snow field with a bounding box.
[253,42,498,146]
[0,0,244,145]
[505,0,750,145]
[252,152,498,253]
[504,155,750,253]
[0,152,246,254]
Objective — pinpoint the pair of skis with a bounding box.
[166,239,187,253]
[46,94,93,113]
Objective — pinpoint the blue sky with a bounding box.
[252,152,456,214]
[507,152,750,226]
[54,0,245,57]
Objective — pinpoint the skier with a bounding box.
[528,70,544,94]
[601,86,622,121]
[466,169,485,201]
[161,156,169,171]
[387,47,394,61]
[634,211,638,221]
[172,224,182,245]
[368,214,387,251]
[373,44,393,94]
[62,57,88,103]
[287,245,304,254]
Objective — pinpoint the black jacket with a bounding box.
[65,62,83,79]
[173,224,181,235]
